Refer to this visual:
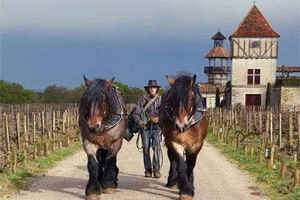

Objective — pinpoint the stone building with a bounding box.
[199,4,300,109]
[230,5,280,107]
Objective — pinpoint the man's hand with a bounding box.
[138,121,146,128]
[151,117,159,123]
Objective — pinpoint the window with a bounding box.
[248,69,260,85]
[248,69,253,84]
[251,41,261,48]
[255,69,260,84]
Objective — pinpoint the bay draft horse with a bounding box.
[79,76,127,200]
[160,74,208,200]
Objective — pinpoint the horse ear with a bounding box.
[190,74,197,86]
[166,75,175,86]
[83,75,91,87]
[106,77,115,88]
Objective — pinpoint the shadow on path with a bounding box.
[25,169,177,200]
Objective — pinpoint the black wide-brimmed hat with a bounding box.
[144,80,160,89]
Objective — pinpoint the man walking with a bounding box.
[132,80,162,178]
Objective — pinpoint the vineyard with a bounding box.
[207,106,300,191]
[1,103,300,199]
[0,104,80,173]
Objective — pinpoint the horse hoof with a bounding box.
[102,188,117,194]
[86,194,101,200]
[179,194,193,200]
[166,184,179,190]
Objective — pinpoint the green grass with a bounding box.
[0,142,82,197]
[206,131,300,200]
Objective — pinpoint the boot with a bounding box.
[153,171,161,178]
[144,170,152,178]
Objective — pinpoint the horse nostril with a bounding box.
[96,124,101,129]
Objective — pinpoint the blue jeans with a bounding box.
[141,129,161,172]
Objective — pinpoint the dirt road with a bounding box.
[2,140,269,200]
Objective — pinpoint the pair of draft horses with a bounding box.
[79,74,208,200]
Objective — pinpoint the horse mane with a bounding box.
[81,79,108,107]
[168,75,193,107]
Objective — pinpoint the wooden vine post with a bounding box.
[279,112,282,149]
[294,167,300,188]
[297,113,300,157]
[23,114,28,164]
[289,111,294,149]
[33,113,37,159]
[16,112,21,150]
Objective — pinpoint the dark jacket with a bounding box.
[132,94,162,130]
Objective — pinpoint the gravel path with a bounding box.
[2,140,269,200]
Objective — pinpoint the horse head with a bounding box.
[79,75,115,134]
[166,74,197,132]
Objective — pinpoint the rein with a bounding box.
[164,90,203,132]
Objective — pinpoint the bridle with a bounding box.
[164,89,196,131]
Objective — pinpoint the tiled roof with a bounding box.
[205,46,231,58]
[231,5,280,38]
[211,32,226,40]
[277,66,300,72]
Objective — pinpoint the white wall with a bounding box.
[232,87,266,106]
[232,58,277,86]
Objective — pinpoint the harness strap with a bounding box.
[143,94,159,113]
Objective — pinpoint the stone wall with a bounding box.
[280,87,300,107]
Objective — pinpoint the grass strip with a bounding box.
[0,142,82,198]
[206,131,300,200]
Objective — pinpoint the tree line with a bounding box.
[0,80,148,104]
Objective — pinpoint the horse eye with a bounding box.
[85,114,89,120]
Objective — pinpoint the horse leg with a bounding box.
[186,152,198,192]
[101,151,119,193]
[96,149,106,185]
[172,143,194,200]
[83,140,102,200]
[101,139,122,193]
[166,148,178,188]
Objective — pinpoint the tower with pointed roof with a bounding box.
[230,5,280,107]
[204,31,231,85]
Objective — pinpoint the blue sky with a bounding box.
[1,0,299,90]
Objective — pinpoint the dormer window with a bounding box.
[251,41,261,48]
